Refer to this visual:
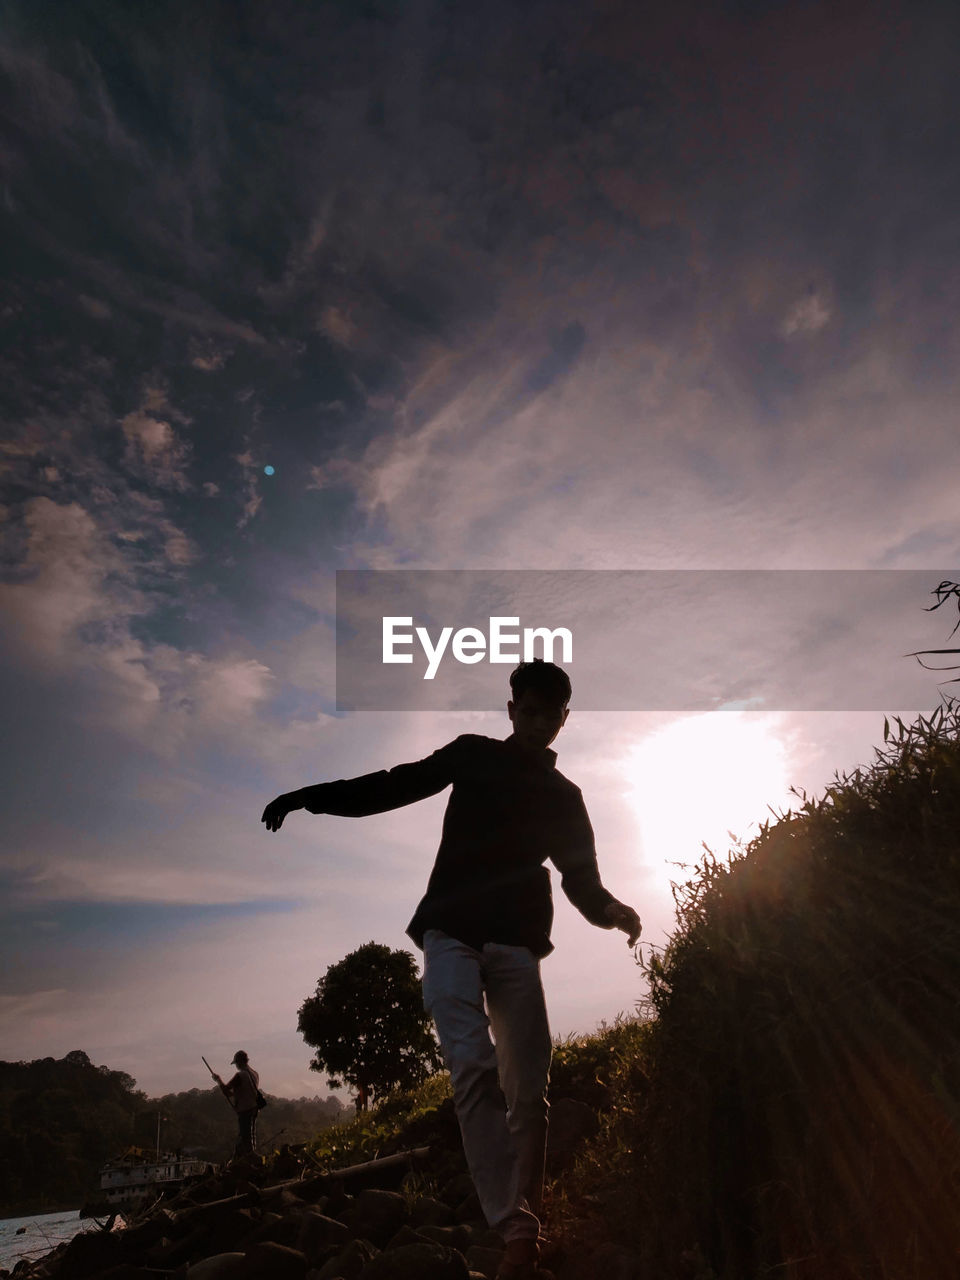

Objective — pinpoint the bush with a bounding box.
[629,705,960,1280]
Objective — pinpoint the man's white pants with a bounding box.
[422,929,552,1243]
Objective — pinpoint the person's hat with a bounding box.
[231,1050,249,1064]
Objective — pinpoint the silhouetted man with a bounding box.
[212,1050,260,1156]
[262,660,641,1279]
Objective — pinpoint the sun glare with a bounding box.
[623,713,795,883]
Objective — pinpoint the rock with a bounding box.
[453,1192,484,1225]
[415,1224,473,1253]
[384,1225,432,1250]
[262,1188,307,1213]
[238,1241,308,1280]
[464,1245,504,1278]
[145,1222,212,1268]
[312,1237,379,1279]
[244,1211,303,1249]
[118,1208,178,1252]
[98,1267,162,1280]
[57,1228,124,1278]
[322,1191,356,1222]
[296,1211,352,1265]
[186,1254,248,1280]
[356,1242,471,1279]
[408,1196,454,1228]
[200,1207,260,1256]
[294,1176,330,1206]
[440,1174,476,1206]
[470,1230,505,1251]
[351,1189,408,1244]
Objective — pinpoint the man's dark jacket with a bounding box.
[298,733,616,958]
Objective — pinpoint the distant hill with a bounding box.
[0,1050,343,1216]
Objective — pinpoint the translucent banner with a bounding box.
[335,570,960,711]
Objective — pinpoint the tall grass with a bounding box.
[628,704,960,1279]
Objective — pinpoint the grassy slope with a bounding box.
[305,707,960,1280]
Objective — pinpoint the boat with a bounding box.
[78,1146,214,1217]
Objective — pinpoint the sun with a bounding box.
[622,712,795,883]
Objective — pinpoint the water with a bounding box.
[0,1209,104,1271]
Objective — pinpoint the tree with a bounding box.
[297,942,442,1110]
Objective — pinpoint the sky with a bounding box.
[2,0,960,1104]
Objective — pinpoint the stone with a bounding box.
[415,1224,473,1253]
[98,1267,162,1280]
[57,1227,124,1278]
[296,1176,331,1206]
[453,1193,484,1225]
[356,1242,471,1279]
[118,1208,177,1252]
[145,1223,212,1269]
[408,1196,455,1228]
[186,1254,248,1280]
[201,1207,259,1256]
[352,1189,408,1244]
[262,1188,307,1213]
[312,1237,379,1279]
[243,1211,302,1249]
[383,1225,432,1250]
[238,1241,308,1280]
[471,1231,505,1251]
[440,1174,476,1206]
[464,1245,504,1278]
[296,1211,352,1264]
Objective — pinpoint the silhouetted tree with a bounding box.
[297,942,442,1110]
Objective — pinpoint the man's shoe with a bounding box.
[496,1236,540,1279]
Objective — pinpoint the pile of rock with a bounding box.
[1,1151,556,1280]
[1,1098,641,1280]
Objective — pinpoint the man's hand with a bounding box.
[262,793,296,832]
[604,901,641,947]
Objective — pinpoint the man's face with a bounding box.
[507,689,569,750]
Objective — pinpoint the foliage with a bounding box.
[626,704,960,1280]
[549,1015,652,1112]
[0,1051,145,1214]
[297,941,442,1109]
[305,1072,455,1172]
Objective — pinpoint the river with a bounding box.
[0,1209,105,1272]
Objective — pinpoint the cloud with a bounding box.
[121,386,192,492]
[782,291,832,336]
[0,497,141,660]
[234,451,263,527]
[318,305,358,349]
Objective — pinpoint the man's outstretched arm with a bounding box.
[261,737,464,832]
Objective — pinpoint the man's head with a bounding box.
[232,1050,249,1066]
[508,659,571,750]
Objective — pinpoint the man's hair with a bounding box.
[509,658,572,707]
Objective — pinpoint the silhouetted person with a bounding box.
[212,1050,260,1157]
[261,660,641,1280]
